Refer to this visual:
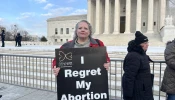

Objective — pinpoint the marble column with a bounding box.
[160,0,166,29]
[124,0,131,34]
[147,0,154,33]
[95,0,101,34]
[87,0,92,25]
[136,0,142,31]
[103,0,111,34]
[113,0,120,34]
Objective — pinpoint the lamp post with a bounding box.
[14,25,17,41]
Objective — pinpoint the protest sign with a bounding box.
[55,47,109,100]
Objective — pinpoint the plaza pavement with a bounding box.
[0,83,57,100]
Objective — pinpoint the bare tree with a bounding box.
[18,30,30,41]
[5,31,13,41]
[10,24,19,40]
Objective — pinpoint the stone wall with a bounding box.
[47,14,87,44]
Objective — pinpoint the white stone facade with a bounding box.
[47,0,168,45]
[47,15,86,44]
[87,0,166,34]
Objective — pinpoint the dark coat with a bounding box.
[122,40,154,100]
[161,39,175,94]
[15,35,19,41]
[19,35,22,41]
[0,31,5,40]
[16,34,22,42]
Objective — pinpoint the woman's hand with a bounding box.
[103,61,110,70]
[52,66,60,76]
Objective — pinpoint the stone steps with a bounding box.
[93,33,165,46]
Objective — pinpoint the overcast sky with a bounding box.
[0,0,87,37]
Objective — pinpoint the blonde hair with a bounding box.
[73,20,92,39]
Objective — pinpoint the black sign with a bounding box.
[55,47,109,100]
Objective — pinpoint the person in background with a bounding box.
[15,33,22,47]
[18,33,22,47]
[0,30,5,47]
[161,39,175,100]
[15,33,19,46]
[52,20,110,76]
[122,31,154,100]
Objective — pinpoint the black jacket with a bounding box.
[122,40,154,100]
[15,34,22,42]
[0,31,5,40]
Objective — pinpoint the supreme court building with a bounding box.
[87,0,167,34]
[47,0,168,45]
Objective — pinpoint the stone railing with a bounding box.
[4,41,49,46]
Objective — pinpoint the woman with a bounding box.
[122,31,154,100]
[52,20,110,76]
[161,39,175,100]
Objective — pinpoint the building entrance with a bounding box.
[120,16,125,33]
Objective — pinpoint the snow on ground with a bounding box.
[0,45,62,51]
[0,45,165,53]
